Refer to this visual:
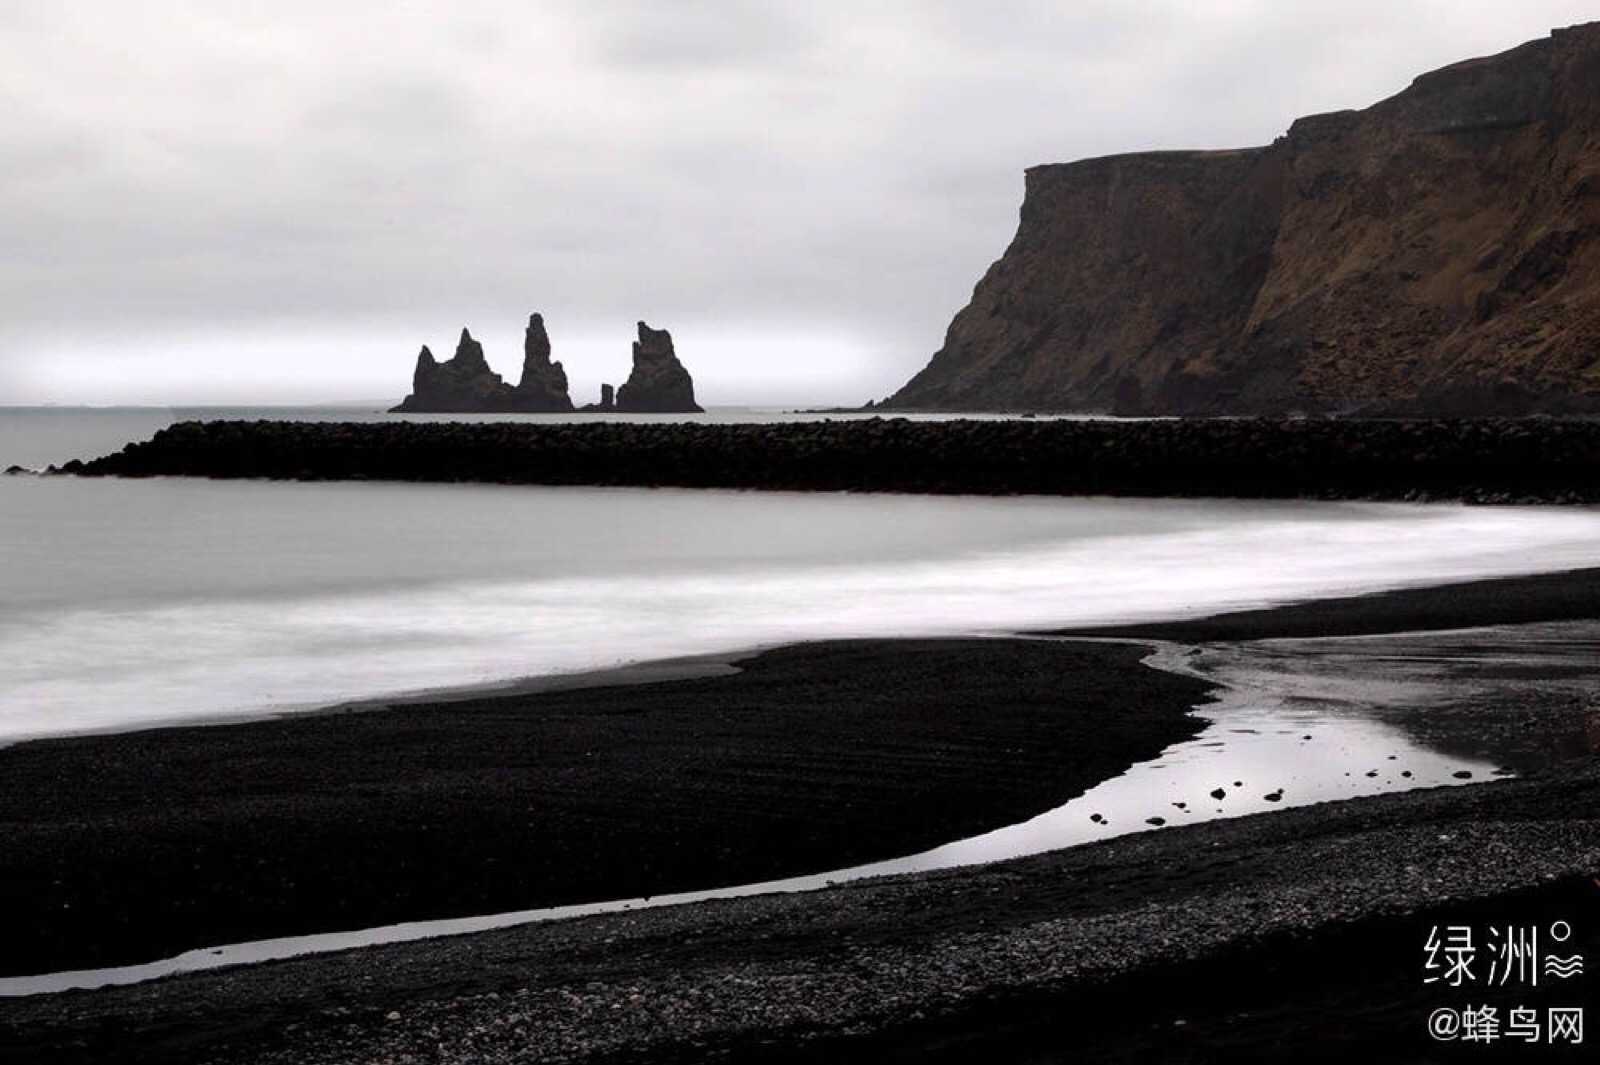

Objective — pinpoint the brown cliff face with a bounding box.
[887,24,1600,415]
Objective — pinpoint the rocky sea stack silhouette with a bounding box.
[884,23,1600,416]
[513,313,575,412]
[392,315,701,414]
[391,313,574,414]
[391,329,510,413]
[616,322,703,413]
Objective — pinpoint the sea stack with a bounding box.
[391,313,576,413]
[515,313,575,412]
[577,383,616,413]
[390,329,515,413]
[616,322,703,413]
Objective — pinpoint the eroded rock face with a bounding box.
[515,313,574,412]
[391,330,515,413]
[885,23,1600,415]
[615,322,703,413]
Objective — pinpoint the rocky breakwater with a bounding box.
[885,23,1600,415]
[616,322,702,413]
[390,314,574,413]
[66,417,1600,502]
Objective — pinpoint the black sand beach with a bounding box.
[0,640,1209,976]
[1,570,1596,1063]
[1056,565,1600,641]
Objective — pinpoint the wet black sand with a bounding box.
[1055,565,1600,641]
[0,640,1209,977]
[2,570,1597,1063]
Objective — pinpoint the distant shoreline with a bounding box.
[60,416,1600,502]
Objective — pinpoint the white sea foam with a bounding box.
[2,473,1598,742]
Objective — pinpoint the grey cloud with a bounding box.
[306,72,483,143]
[584,0,817,70]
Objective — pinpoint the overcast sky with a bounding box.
[4,2,1595,407]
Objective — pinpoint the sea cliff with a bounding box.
[886,24,1600,415]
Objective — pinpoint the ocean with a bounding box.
[4,406,1600,744]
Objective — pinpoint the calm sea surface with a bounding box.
[4,407,1600,743]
